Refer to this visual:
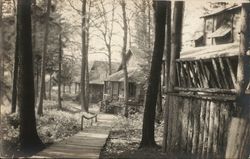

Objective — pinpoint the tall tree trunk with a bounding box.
[147,0,151,50]
[121,0,129,118]
[11,1,18,113]
[85,11,90,109]
[225,3,250,159]
[17,0,44,152]
[155,79,162,123]
[48,73,52,100]
[32,0,37,103]
[75,82,77,94]
[80,0,88,112]
[108,46,112,75]
[162,1,171,152]
[0,0,3,155]
[85,63,89,106]
[63,83,65,93]
[139,1,167,148]
[58,34,62,110]
[36,63,39,102]
[37,0,51,116]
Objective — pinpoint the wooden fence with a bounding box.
[163,55,244,158]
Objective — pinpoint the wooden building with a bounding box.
[163,3,250,159]
[104,68,145,104]
[103,47,148,113]
[89,61,119,103]
[199,4,241,46]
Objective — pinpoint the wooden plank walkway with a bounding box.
[34,114,116,158]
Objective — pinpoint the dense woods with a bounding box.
[0,0,250,158]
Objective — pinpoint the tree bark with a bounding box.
[17,0,44,152]
[49,73,52,100]
[80,0,88,112]
[37,0,51,116]
[139,1,167,148]
[32,0,37,103]
[155,80,162,123]
[120,0,129,118]
[11,1,18,113]
[58,34,62,110]
[0,0,3,155]
[225,3,250,159]
[85,9,91,109]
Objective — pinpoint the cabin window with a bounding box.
[128,83,136,97]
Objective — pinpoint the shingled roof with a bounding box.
[106,68,145,84]
[89,61,120,85]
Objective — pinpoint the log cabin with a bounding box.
[162,3,250,158]
[102,47,148,114]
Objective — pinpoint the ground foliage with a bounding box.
[100,112,168,159]
[1,98,92,157]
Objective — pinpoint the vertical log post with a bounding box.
[163,1,184,152]
[225,3,250,159]
[162,2,171,151]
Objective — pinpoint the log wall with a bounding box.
[165,94,235,158]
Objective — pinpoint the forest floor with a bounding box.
[99,113,179,159]
[0,92,100,158]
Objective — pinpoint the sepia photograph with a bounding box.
[0,0,249,158]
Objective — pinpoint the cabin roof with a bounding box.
[89,61,120,85]
[117,47,149,71]
[180,43,245,60]
[200,4,241,18]
[106,68,145,84]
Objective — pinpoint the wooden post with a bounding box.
[162,2,171,151]
[163,1,184,152]
[225,3,250,159]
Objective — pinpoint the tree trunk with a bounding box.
[108,46,112,75]
[36,63,39,102]
[155,80,162,123]
[58,34,62,110]
[32,0,37,103]
[121,0,129,118]
[147,0,151,50]
[85,63,89,107]
[0,0,3,155]
[37,0,51,116]
[17,0,44,152]
[11,1,19,113]
[75,82,77,94]
[80,0,88,112]
[225,3,250,159]
[49,73,52,100]
[85,15,90,109]
[139,1,167,148]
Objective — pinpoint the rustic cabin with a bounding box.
[199,4,241,46]
[103,47,148,114]
[89,61,119,103]
[162,4,250,158]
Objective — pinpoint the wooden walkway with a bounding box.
[34,114,116,158]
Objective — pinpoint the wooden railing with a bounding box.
[81,113,98,130]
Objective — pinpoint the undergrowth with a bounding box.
[1,99,93,157]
